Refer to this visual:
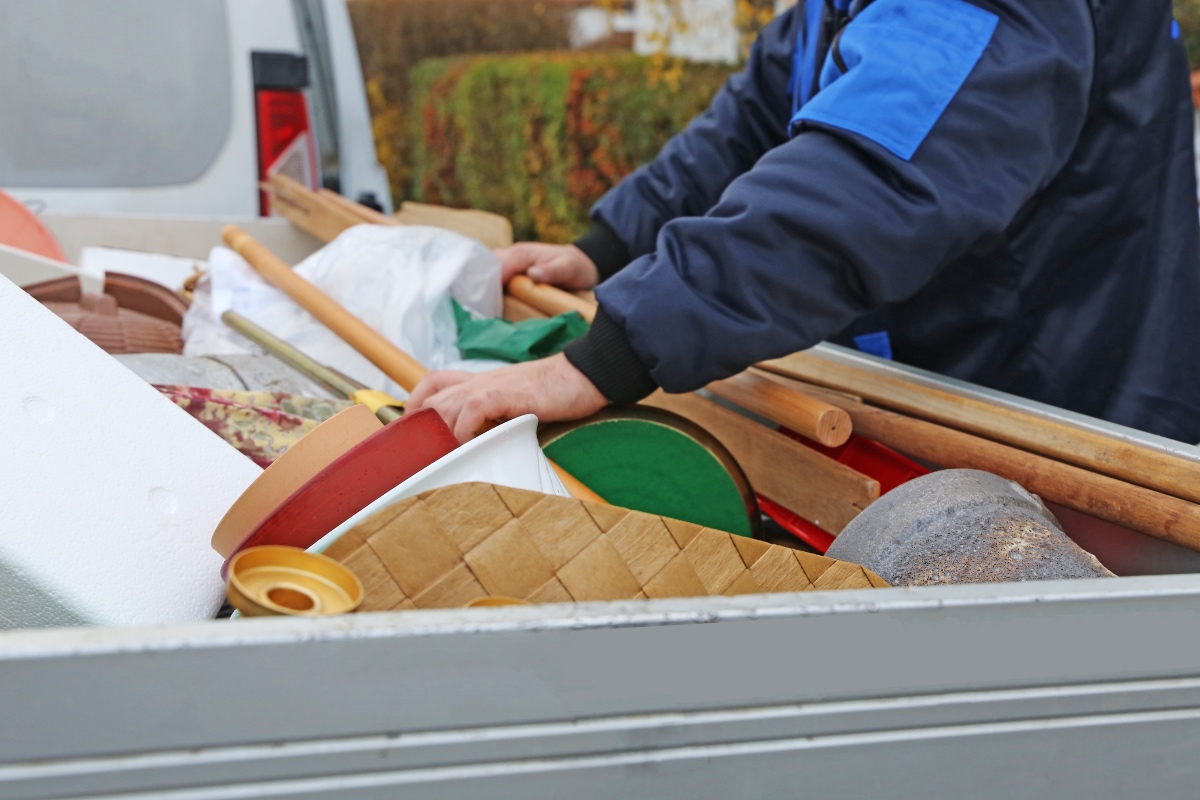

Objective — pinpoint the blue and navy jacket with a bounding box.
[563,0,1200,443]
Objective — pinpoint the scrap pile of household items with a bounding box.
[8,174,1200,628]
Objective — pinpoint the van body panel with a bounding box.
[0,0,389,217]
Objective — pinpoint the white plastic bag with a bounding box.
[182,225,507,398]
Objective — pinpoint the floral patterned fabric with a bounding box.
[158,386,353,468]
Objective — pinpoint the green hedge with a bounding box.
[1179,0,1200,68]
[409,53,736,243]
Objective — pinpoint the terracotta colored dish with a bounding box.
[211,404,383,557]
[223,408,459,571]
[25,272,192,355]
[24,273,190,325]
[41,293,184,354]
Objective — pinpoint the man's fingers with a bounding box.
[408,370,473,410]
[453,390,509,443]
[497,244,539,284]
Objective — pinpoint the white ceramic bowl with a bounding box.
[308,415,567,554]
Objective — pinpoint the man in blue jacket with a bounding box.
[411,0,1200,445]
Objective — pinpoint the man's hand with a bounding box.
[409,353,607,443]
[497,243,600,290]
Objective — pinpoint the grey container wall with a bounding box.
[4,230,1200,799]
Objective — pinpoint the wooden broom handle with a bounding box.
[506,275,597,323]
[767,372,1200,553]
[221,225,605,504]
[223,225,427,391]
[708,371,852,448]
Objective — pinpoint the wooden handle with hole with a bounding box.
[708,371,853,448]
[221,225,604,504]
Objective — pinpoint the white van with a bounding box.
[0,0,392,218]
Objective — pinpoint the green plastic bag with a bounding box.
[453,299,589,363]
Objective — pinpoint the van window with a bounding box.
[0,0,232,188]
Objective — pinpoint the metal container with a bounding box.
[4,216,1200,798]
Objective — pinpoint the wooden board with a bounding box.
[394,202,514,250]
[323,482,886,611]
[263,175,363,244]
[263,174,514,250]
[643,392,879,535]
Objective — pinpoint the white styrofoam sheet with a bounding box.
[0,274,261,628]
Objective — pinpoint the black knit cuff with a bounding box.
[564,307,658,405]
[572,221,631,282]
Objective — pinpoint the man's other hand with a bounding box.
[496,243,600,290]
[408,353,607,443]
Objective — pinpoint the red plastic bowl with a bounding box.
[224,408,459,571]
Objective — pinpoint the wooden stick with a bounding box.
[760,371,1200,552]
[223,224,427,391]
[502,295,547,323]
[708,371,853,448]
[643,391,877,534]
[221,225,604,504]
[506,275,597,323]
[761,351,1200,505]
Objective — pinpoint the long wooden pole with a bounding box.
[759,371,1200,552]
[221,225,605,504]
[506,275,598,323]
[222,225,427,391]
[760,352,1200,506]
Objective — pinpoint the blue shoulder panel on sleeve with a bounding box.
[791,0,999,161]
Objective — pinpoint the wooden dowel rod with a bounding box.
[761,352,1200,505]
[506,275,598,323]
[502,294,548,323]
[708,371,853,448]
[223,225,428,392]
[763,372,1200,552]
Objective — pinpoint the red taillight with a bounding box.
[254,88,319,216]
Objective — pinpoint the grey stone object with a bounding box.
[826,469,1115,586]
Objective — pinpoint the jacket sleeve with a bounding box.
[574,10,799,279]
[565,0,1095,401]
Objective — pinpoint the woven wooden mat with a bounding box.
[323,482,888,612]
